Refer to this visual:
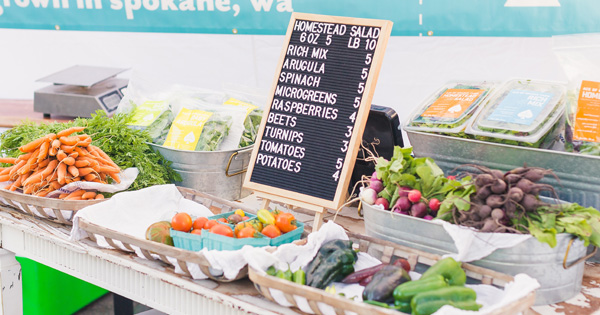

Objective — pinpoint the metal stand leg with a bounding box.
[0,249,22,315]
[113,293,134,315]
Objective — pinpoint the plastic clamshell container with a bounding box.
[269,221,304,246]
[466,79,567,148]
[203,229,270,251]
[170,229,203,251]
[404,81,496,134]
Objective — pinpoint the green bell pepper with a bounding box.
[420,257,466,286]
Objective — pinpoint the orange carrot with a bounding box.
[49,180,61,190]
[0,157,17,164]
[16,152,32,163]
[78,167,94,177]
[74,147,89,157]
[0,166,13,175]
[77,135,92,147]
[74,159,90,168]
[83,173,97,181]
[81,191,97,200]
[19,148,40,175]
[57,126,86,138]
[37,141,49,163]
[67,165,79,177]
[106,172,121,184]
[97,165,120,174]
[95,194,105,200]
[59,136,78,146]
[60,145,75,154]
[64,196,83,201]
[38,158,50,168]
[0,174,10,182]
[58,193,69,199]
[19,136,46,153]
[56,150,67,161]
[42,160,59,177]
[23,185,35,194]
[65,190,86,199]
[35,189,50,197]
[57,163,67,185]
[9,160,26,178]
[62,157,75,166]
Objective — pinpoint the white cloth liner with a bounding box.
[440,220,532,262]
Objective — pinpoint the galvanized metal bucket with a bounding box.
[149,144,253,201]
[362,202,596,305]
[406,129,600,262]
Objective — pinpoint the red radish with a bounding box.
[410,202,428,218]
[395,197,411,212]
[371,171,379,181]
[447,175,456,180]
[429,198,440,211]
[423,215,434,220]
[369,179,384,193]
[360,188,378,205]
[374,197,390,210]
[408,189,422,203]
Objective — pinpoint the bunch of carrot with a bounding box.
[0,126,120,200]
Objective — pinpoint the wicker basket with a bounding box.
[0,188,106,225]
[77,187,258,282]
[248,232,536,315]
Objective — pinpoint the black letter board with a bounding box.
[244,13,392,220]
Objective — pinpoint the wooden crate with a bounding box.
[248,232,536,315]
[77,187,257,282]
[0,187,105,225]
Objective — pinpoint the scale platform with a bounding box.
[34,65,129,118]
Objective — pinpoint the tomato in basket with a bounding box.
[237,226,258,239]
[193,217,208,230]
[275,212,297,233]
[210,224,234,237]
[204,219,219,230]
[171,212,193,232]
[262,224,281,238]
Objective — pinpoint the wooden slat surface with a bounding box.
[0,99,71,127]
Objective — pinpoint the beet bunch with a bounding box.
[451,164,559,233]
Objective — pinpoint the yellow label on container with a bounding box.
[573,80,600,142]
[163,108,213,150]
[127,100,169,127]
[223,98,258,120]
[421,89,484,119]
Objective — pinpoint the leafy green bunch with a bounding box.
[374,146,472,212]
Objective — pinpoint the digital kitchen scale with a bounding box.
[34,65,129,118]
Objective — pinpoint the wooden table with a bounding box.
[0,99,71,127]
[0,99,599,314]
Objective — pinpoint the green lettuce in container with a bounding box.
[404,81,494,138]
[465,79,566,148]
[126,100,174,143]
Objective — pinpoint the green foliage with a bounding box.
[0,111,180,192]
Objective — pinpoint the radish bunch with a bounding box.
[390,187,440,220]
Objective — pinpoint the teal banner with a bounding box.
[0,0,599,36]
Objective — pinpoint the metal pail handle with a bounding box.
[563,237,598,269]
[225,151,248,177]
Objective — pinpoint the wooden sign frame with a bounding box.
[244,12,393,228]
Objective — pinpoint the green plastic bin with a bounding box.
[16,257,108,315]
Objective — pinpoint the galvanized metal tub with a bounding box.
[406,130,600,262]
[149,144,253,201]
[363,202,590,305]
